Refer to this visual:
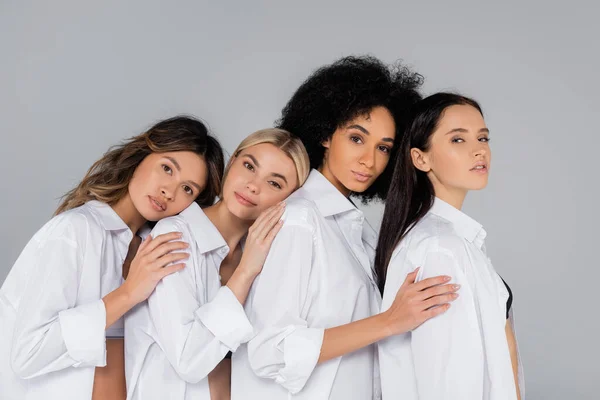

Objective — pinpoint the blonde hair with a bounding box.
[223,128,309,191]
[55,116,224,215]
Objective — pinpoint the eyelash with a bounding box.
[162,164,173,174]
[451,137,491,143]
[351,135,391,154]
[243,161,255,171]
[183,185,193,195]
[268,181,282,190]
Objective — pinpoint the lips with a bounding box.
[234,192,257,207]
[470,161,488,173]
[148,196,166,212]
[351,171,373,183]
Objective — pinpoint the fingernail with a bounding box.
[444,276,451,282]
[453,284,461,290]
[451,293,459,298]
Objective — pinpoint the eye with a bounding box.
[268,181,282,190]
[162,164,173,174]
[451,137,465,143]
[183,185,194,195]
[243,161,255,171]
[350,135,363,144]
[378,145,391,154]
[479,136,491,143]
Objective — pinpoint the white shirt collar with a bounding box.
[429,197,487,246]
[300,169,357,217]
[87,200,129,232]
[179,202,228,254]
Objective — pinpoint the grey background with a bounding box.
[1,1,598,398]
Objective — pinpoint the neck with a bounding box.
[318,163,351,198]
[203,200,251,254]
[432,183,467,210]
[111,194,146,234]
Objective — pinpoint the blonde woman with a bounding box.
[0,116,224,400]
[124,128,309,400]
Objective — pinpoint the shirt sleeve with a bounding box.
[11,218,107,379]
[410,243,485,400]
[146,219,254,383]
[246,221,323,395]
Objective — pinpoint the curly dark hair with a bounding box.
[276,55,424,203]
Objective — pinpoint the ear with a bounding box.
[411,148,431,172]
[321,137,331,149]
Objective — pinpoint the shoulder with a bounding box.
[36,205,98,244]
[281,194,320,233]
[151,215,190,237]
[394,213,468,262]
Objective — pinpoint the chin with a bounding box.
[226,199,257,222]
[467,181,489,191]
[343,180,371,194]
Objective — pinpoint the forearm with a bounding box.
[319,312,390,363]
[226,266,257,305]
[102,286,136,329]
[505,321,521,400]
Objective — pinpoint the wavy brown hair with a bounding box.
[55,116,224,215]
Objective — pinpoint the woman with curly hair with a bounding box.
[0,116,224,400]
[231,56,461,399]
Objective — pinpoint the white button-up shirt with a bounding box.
[231,169,382,400]
[378,197,525,400]
[0,201,132,400]
[124,202,254,400]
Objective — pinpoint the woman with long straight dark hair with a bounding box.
[376,93,524,400]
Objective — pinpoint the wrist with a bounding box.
[115,282,137,308]
[234,263,259,281]
[377,310,394,338]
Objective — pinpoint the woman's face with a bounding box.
[128,151,207,221]
[221,143,298,221]
[412,104,491,199]
[319,106,396,196]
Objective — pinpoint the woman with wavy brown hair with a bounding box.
[0,116,224,400]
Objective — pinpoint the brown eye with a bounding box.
[268,181,282,190]
[378,145,391,154]
[243,161,255,171]
[183,185,193,195]
[162,165,173,174]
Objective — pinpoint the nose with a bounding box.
[358,148,375,169]
[246,178,260,195]
[473,143,487,158]
[160,185,175,201]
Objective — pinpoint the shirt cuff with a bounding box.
[58,299,107,367]
[195,286,254,351]
[275,326,324,394]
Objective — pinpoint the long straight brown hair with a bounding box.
[55,116,224,215]
[374,93,483,293]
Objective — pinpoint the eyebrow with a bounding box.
[244,154,289,185]
[165,156,202,192]
[445,128,490,135]
[347,124,395,143]
[244,154,260,168]
[165,156,181,171]
[271,173,288,185]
